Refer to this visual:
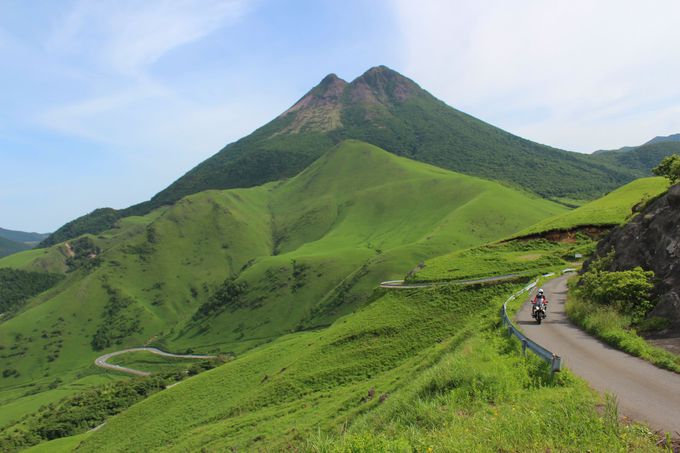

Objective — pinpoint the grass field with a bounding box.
[0,140,567,426]
[63,281,659,452]
[515,177,669,236]
[401,178,667,284]
[410,237,592,283]
[107,351,214,374]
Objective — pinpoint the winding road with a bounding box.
[517,275,680,433]
[94,347,216,377]
[379,274,521,289]
[95,274,680,433]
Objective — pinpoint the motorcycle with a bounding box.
[532,300,547,324]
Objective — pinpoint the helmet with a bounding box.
[538,289,544,295]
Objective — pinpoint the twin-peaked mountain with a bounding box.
[152,66,632,205]
[42,66,666,246]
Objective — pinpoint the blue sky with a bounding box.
[1,0,679,232]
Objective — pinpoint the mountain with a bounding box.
[42,65,647,247]
[0,227,48,245]
[645,133,680,145]
[0,236,30,258]
[591,141,680,174]
[0,140,567,425]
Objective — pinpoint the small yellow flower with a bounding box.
[427,448,433,453]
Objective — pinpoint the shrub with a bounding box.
[652,154,680,184]
[580,251,654,323]
[579,259,654,323]
[193,278,248,319]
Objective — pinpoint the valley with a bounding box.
[1,67,678,451]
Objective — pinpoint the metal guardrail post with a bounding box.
[551,355,562,373]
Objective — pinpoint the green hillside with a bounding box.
[0,140,567,427]
[591,141,680,174]
[64,282,655,452]
[0,228,48,246]
[515,176,669,237]
[408,177,668,283]
[41,66,649,248]
[0,237,30,258]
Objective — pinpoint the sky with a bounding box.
[1,0,679,232]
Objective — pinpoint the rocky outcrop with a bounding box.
[586,184,680,329]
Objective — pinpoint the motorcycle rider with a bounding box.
[531,288,549,317]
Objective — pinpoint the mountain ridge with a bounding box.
[0,227,48,245]
[645,133,680,145]
[41,65,667,248]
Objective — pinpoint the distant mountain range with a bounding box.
[591,138,680,174]
[0,227,49,257]
[645,133,680,145]
[40,66,679,247]
[0,227,48,245]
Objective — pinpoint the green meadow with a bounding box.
[0,140,566,427]
[411,176,667,284]
[70,281,657,452]
[516,177,669,236]
[0,140,670,451]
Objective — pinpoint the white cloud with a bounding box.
[48,0,249,76]
[391,0,680,151]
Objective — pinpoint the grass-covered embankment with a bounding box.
[410,237,591,283]
[567,284,680,374]
[515,177,669,237]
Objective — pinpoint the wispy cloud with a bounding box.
[36,0,258,154]
[391,0,680,151]
[48,0,249,76]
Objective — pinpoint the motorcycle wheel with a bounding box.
[536,315,542,325]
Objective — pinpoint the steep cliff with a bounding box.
[587,184,680,330]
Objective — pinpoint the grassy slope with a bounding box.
[411,238,593,283]
[516,176,669,236]
[107,351,213,374]
[74,282,657,452]
[411,177,667,283]
[0,140,566,425]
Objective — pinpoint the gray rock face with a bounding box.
[586,184,680,328]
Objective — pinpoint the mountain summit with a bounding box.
[42,66,663,246]
[278,66,420,134]
[145,65,635,207]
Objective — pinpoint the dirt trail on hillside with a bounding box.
[517,275,680,433]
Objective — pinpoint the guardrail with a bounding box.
[500,275,563,374]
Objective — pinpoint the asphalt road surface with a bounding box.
[94,347,216,376]
[380,274,520,289]
[517,275,680,433]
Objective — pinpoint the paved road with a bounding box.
[94,347,216,376]
[517,275,680,433]
[380,274,520,289]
